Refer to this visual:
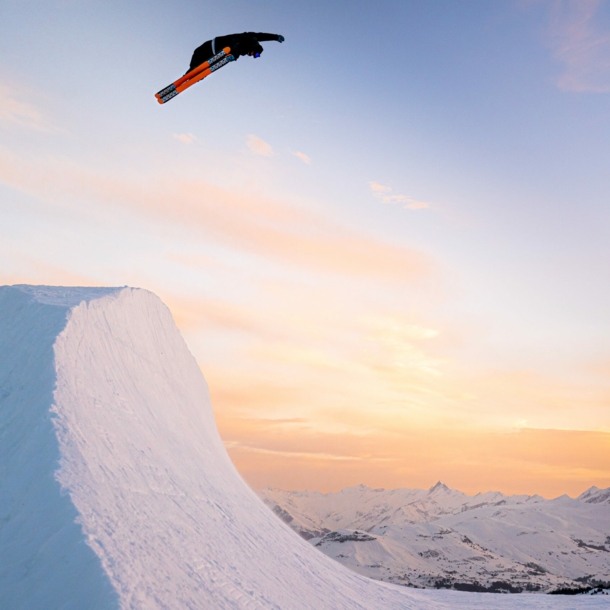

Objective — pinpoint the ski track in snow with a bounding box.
[0,285,607,609]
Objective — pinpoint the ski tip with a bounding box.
[157,89,179,104]
[156,84,176,99]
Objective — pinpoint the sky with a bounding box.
[1,0,609,498]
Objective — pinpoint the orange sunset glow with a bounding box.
[2,0,610,501]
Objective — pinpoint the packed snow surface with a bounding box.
[0,285,607,609]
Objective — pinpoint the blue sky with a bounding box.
[1,0,609,495]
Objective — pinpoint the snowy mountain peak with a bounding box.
[428,480,451,493]
[526,494,546,503]
[578,486,610,504]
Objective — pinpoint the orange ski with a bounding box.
[156,47,234,104]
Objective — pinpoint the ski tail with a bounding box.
[155,46,233,103]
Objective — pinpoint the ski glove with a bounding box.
[277,35,285,42]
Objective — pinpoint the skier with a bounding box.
[188,32,285,72]
[156,31,284,104]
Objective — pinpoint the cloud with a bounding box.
[165,251,220,268]
[362,317,443,377]
[246,134,274,157]
[369,182,391,194]
[0,148,433,283]
[0,82,56,132]
[161,293,277,335]
[407,200,430,210]
[173,133,199,144]
[368,182,431,211]
[0,257,101,288]
[223,440,378,462]
[220,412,610,496]
[4,148,606,498]
[291,151,311,165]
[545,0,610,92]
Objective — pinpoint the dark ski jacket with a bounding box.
[189,32,281,71]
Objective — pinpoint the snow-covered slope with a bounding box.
[260,483,610,593]
[1,285,606,609]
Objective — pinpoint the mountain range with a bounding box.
[260,481,610,593]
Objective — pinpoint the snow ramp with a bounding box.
[0,285,605,610]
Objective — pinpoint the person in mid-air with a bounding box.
[188,32,285,72]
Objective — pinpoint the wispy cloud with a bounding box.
[4,146,608,497]
[173,133,199,144]
[369,182,431,211]
[0,148,433,283]
[0,256,101,288]
[215,384,610,494]
[220,409,610,496]
[369,182,391,194]
[246,134,274,157]
[161,293,276,334]
[223,440,380,462]
[545,0,610,92]
[291,151,311,165]
[165,251,220,268]
[0,82,56,132]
